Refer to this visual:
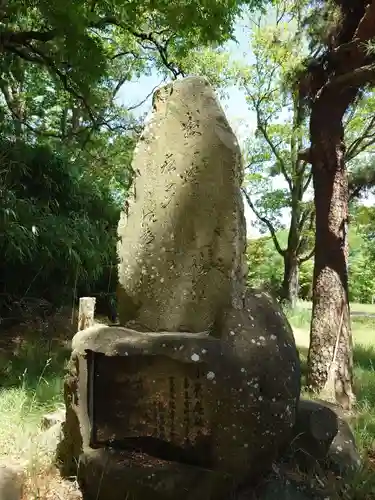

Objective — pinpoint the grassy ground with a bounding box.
[297,300,375,315]
[0,307,374,498]
[0,312,78,498]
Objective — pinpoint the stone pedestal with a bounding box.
[58,294,300,499]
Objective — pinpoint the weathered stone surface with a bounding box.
[58,76,301,500]
[244,472,328,500]
[314,400,361,473]
[289,399,361,475]
[38,422,64,457]
[117,76,247,332]
[0,463,24,500]
[77,448,234,500]
[58,290,300,488]
[57,356,83,477]
[291,399,339,465]
[211,288,301,480]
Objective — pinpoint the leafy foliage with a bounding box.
[234,0,315,304]
[0,140,123,321]
[0,0,273,325]
[247,224,375,304]
[236,0,375,306]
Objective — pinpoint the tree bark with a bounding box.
[280,177,303,308]
[307,92,356,410]
[281,251,299,308]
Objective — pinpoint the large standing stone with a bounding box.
[58,77,301,500]
[117,76,247,332]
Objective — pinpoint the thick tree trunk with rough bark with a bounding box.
[307,93,356,410]
[301,0,375,410]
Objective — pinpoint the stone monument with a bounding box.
[57,76,301,500]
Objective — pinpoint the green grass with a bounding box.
[297,300,375,315]
[0,334,69,463]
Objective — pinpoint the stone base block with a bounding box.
[77,448,236,500]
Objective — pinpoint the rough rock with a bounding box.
[291,399,339,466]
[315,400,361,473]
[289,399,361,475]
[211,288,301,479]
[58,289,300,495]
[117,76,247,332]
[77,448,234,500]
[38,422,64,456]
[0,463,24,500]
[328,416,361,473]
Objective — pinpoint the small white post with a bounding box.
[78,297,96,331]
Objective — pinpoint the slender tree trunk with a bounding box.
[281,251,299,308]
[280,184,302,308]
[307,93,356,410]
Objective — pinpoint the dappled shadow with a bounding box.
[295,343,375,395]
[0,310,75,407]
[297,346,308,386]
[0,334,70,406]
[353,344,375,372]
[0,337,69,386]
[117,78,245,332]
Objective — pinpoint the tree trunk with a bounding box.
[281,251,299,308]
[307,93,356,410]
[281,182,302,308]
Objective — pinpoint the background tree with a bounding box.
[246,223,374,303]
[237,1,316,307]
[238,0,375,308]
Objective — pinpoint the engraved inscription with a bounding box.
[160,152,175,174]
[183,377,191,444]
[169,376,176,440]
[90,354,211,451]
[182,112,202,139]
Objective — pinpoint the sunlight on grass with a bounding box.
[286,303,375,348]
[296,300,375,315]
[0,337,66,468]
[0,379,64,463]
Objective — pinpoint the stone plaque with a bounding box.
[88,353,212,463]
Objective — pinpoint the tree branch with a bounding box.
[93,15,185,79]
[317,63,375,99]
[297,206,313,233]
[129,30,185,79]
[0,29,57,46]
[302,169,313,193]
[299,246,315,263]
[3,44,44,64]
[241,187,285,257]
[245,90,293,191]
[126,78,167,111]
[24,42,97,124]
[346,114,375,161]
